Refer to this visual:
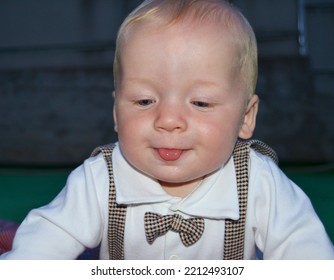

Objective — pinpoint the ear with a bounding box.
[238,94,259,139]
[112,91,118,133]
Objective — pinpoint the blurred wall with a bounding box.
[0,0,333,164]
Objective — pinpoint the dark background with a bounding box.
[1,0,333,165]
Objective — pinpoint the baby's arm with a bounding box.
[1,156,107,259]
[249,153,334,259]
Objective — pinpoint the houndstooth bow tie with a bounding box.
[144,212,205,247]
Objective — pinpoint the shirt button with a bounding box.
[169,255,180,260]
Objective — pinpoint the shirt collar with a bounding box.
[113,143,171,204]
[112,143,239,220]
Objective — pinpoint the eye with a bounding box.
[135,99,155,106]
[192,101,210,108]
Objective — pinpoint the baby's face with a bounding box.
[114,21,257,193]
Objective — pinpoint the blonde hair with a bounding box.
[114,0,258,99]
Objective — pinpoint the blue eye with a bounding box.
[136,99,154,106]
[192,101,210,108]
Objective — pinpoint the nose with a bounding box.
[154,100,187,132]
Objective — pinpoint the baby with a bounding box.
[1,0,334,259]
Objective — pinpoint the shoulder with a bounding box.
[248,148,299,198]
[69,152,106,180]
[249,148,279,176]
[248,147,311,208]
[64,144,116,195]
[70,142,119,178]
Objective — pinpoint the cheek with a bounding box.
[199,114,241,141]
[197,115,242,157]
[115,110,151,148]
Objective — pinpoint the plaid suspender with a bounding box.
[223,139,278,260]
[91,144,126,260]
[91,139,278,260]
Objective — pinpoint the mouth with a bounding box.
[155,148,189,161]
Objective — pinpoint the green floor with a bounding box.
[0,167,70,223]
[0,164,333,243]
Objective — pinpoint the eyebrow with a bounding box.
[190,79,219,88]
[126,77,219,87]
[125,77,155,85]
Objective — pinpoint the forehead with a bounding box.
[118,2,250,73]
[118,21,246,99]
[120,19,241,78]
[122,18,239,62]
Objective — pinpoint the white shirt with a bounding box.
[2,143,334,259]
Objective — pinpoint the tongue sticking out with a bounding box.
[157,148,184,161]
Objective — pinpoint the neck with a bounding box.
[159,177,204,197]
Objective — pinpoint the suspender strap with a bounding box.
[91,144,127,260]
[92,139,278,260]
[223,139,278,260]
